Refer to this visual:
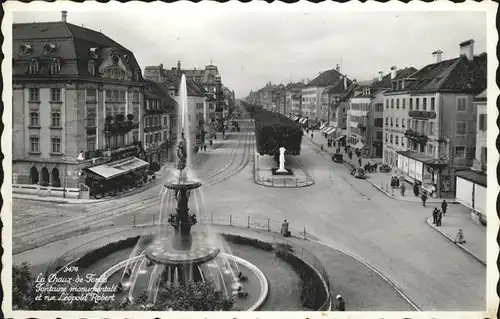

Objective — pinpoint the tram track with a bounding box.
[13,118,255,254]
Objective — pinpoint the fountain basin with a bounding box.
[95,253,269,311]
[164,179,202,190]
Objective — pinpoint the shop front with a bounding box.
[396,150,448,198]
[455,170,487,225]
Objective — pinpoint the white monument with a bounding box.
[277,147,287,173]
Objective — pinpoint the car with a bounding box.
[332,153,343,163]
[379,164,392,172]
[350,167,366,179]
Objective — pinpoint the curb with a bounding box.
[424,216,486,266]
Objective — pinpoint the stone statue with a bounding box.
[177,132,187,173]
[277,147,287,172]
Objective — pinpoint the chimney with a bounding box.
[177,60,181,73]
[61,11,67,22]
[459,39,475,61]
[390,66,398,80]
[432,50,443,63]
[168,85,176,97]
[336,64,340,72]
[378,71,383,82]
[353,79,357,85]
[343,76,347,90]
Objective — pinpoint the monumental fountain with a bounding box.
[92,75,268,310]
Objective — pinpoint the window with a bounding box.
[409,98,413,110]
[402,99,406,109]
[87,138,96,151]
[466,147,476,158]
[106,90,112,102]
[457,97,467,111]
[421,122,426,134]
[415,98,420,110]
[456,121,467,135]
[402,119,405,128]
[30,136,39,153]
[29,110,39,126]
[422,98,427,110]
[113,90,119,101]
[133,107,139,122]
[385,117,388,126]
[119,91,126,102]
[390,134,393,143]
[429,122,434,135]
[481,147,487,164]
[395,118,399,127]
[395,136,399,145]
[188,115,191,122]
[29,59,39,74]
[86,108,96,127]
[414,120,419,131]
[385,133,388,142]
[133,130,139,143]
[391,99,394,108]
[428,144,434,156]
[86,89,97,102]
[430,97,435,111]
[50,88,61,102]
[29,88,40,101]
[408,119,412,129]
[133,92,140,103]
[478,114,487,131]
[164,131,168,141]
[390,117,393,127]
[454,146,466,158]
[396,99,400,109]
[51,110,61,127]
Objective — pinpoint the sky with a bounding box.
[11,5,488,98]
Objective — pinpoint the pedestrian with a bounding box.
[413,184,419,196]
[358,158,362,166]
[209,139,213,147]
[454,229,466,244]
[335,295,345,311]
[333,140,336,147]
[421,192,428,207]
[203,144,207,152]
[311,133,314,139]
[432,207,438,224]
[441,200,448,215]
[400,183,406,196]
[436,209,443,226]
[281,220,290,237]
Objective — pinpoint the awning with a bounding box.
[396,150,447,166]
[294,116,300,122]
[300,118,308,124]
[321,126,330,133]
[325,126,336,135]
[455,169,487,187]
[85,156,149,180]
[336,135,346,141]
[354,141,365,149]
[320,123,327,130]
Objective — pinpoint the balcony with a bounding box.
[404,129,428,144]
[86,126,97,135]
[409,110,437,119]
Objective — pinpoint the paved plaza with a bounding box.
[13,115,487,311]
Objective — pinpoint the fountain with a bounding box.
[93,75,268,311]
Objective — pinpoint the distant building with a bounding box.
[12,11,149,194]
[285,82,306,116]
[384,39,487,198]
[321,76,353,143]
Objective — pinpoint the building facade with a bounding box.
[12,13,149,194]
[384,40,487,197]
[321,76,353,141]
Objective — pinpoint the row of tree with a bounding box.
[243,102,303,158]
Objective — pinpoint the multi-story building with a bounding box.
[348,68,416,157]
[321,76,353,142]
[12,12,149,195]
[385,39,487,198]
[273,84,286,114]
[302,66,345,126]
[285,82,306,116]
[143,81,177,165]
[455,89,487,224]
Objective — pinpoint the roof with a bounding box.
[158,74,207,97]
[13,22,144,80]
[475,89,487,101]
[396,150,448,166]
[308,68,344,87]
[144,81,178,110]
[371,68,417,90]
[322,77,353,95]
[286,82,307,90]
[455,169,487,187]
[406,54,486,94]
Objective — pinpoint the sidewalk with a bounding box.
[425,209,486,265]
[304,130,453,204]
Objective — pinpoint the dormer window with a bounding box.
[90,47,100,59]
[88,60,96,76]
[28,59,39,75]
[392,81,397,90]
[50,58,61,75]
[134,68,140,82]
[112,54,119,64]
[44,43,56,55]
[20,44,33,56]
[124,54,129,62]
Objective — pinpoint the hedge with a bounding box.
[74,235,153,269]
[275,249,328,310]
[220,233,273,251]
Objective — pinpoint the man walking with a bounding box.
[421,192,428,207]
[436,209,443,227]
[281,220,290,237]
[400,183,406,196]
[335,295,345,311]
[432,207,438,225]
[441,200,448,216]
